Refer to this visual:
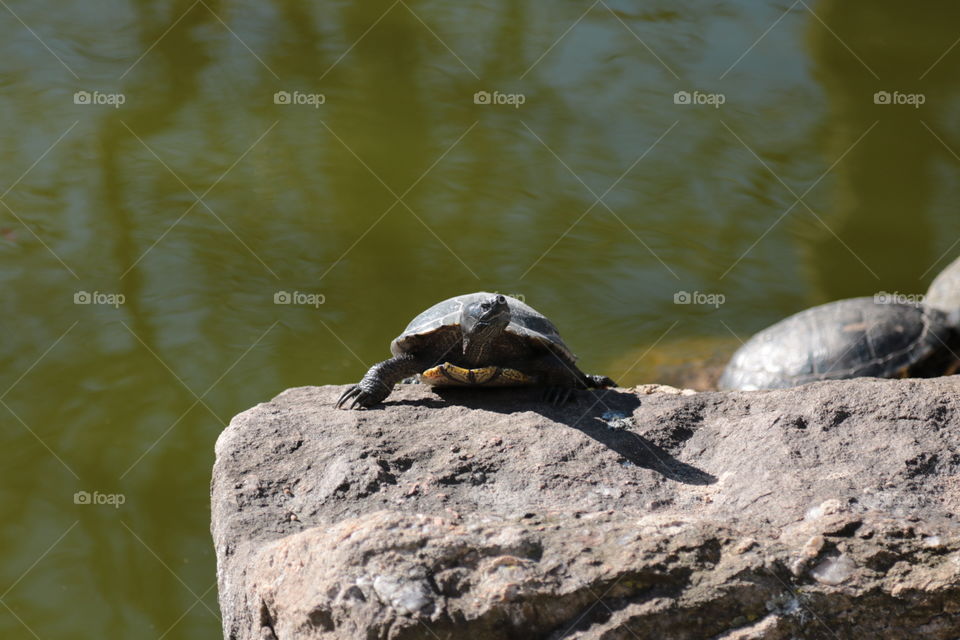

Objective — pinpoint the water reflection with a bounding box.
[802,0,959,300]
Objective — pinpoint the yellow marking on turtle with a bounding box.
[419,362,533,387]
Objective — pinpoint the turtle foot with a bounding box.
[335,383,389,409]
[542,386,576,405]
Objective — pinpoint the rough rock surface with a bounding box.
[212,378,960,639]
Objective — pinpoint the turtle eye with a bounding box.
[496,295,506,304]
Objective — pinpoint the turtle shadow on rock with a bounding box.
[390,387,717,487]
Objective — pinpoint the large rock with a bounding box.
[212,379,960,639]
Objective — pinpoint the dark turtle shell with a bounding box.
[926,255,960,318]
[390,292,576,362]
[718,297,958,391]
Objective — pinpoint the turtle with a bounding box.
[717,297,960,391]
[336,292,617,409]
[926,255,960,322]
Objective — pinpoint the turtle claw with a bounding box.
[335,384,363,409]
[335,384,385,410]
[543,386,575,405]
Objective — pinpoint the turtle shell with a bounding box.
[926,255,960,317]
[718,297,956,391]
[390,292,577,362]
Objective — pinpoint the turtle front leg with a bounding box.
[336,354,425,409]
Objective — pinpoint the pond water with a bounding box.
[2,0,959,637]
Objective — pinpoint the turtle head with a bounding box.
[461,294,510,357]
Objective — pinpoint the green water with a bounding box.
[3,1,959,637]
